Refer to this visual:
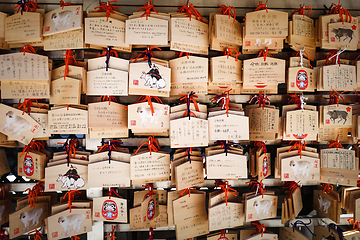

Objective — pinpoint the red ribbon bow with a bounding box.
[63,190,81,212]
[95,1,118,21]
[218,4,236,24]
[290,4,312,18]
[178,0,204,22]
[105,225,117,240]
[62,50,78,80]
[59,0,72,9]
[327,0,352,24]
[134,135,159,155]
[246,180,267,198]
[20,45,37,55]
[321,183,333,194]
[287,140,306,159]
[137,0,158,20]
[329,90,347,106]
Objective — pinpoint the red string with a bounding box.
[290,4,312,18]
[98,48,118,58]
[328,135,344,150]
[179,93,199,111]
[149,227,154,240]
[57,139,78,163]
[105,226,117,240]
[97,140,122,153]
[15,0,38,13]
[219,229,227,239]
[211,89,232,117]
[0,230,8,240]
[137,0,158,20]
[223,48,241,61]
[246,180,267,198]
[218,4,236,24]
[130,46,162,63]
[20,45,37,55]
[71,236,80,240]
[98,95,117,105]
[18,99,41,115]
[294,50,312,68]
[59,0,72,9]
[258,47,273,61]
[142,183,155,200]
[0,187,4,199]
[254,141,267,153]
[251,221,266,237]
[134,95,163,116]
[176,51,193,59]
[63,190,81,213]
[24,188,36,208]
[27,229,43,240]
[109,188,121,199]
[243,0,268,21]
[320,183,333,194]
[134,136,159,155]
[179,187,196,197]
[287,140,306,159]
[217,180,237,206]
[283,181,300,197]
[178,0,204,22]
[327,0,352,23]
[20,140,45,158]
[329,90,347,106]
[95,1,118,21]
[62,50,78,80]
[248,92,271,110]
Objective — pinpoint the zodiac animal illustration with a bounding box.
[253,199,272,218]
[56,165,85,189]
[3,111,32,135]
[51,10,75,31]
[331,28,355,43]
[327,110,349,124]
[137,106,163,127]
[58,214,85,236]
[289,160,313,179]
[318,194,331,214]
[19,208,43,231]
[140,65,166,89]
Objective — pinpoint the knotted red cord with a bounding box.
[32,181,44,197]
[24,188,36,208]
[18,99,41,115]
[287,140,306,159]
[258,47,272,61]
[243,0,268,21]
[254,141,267,153]
[329,90,347,106]
[328,135,343,150]
[212,89,232,117]
[179,92,199,111]
[143,183,155,200]
[219,229,227,239]
[178,0,204,22]
[27,229,43,240]
[15,0,38,13]
[223,48,241,61]
[97,140,122,153]
[59,0,72,9]
[294,50,312,68]
[290,4,312,18]
[246,180,267,198]
[288,94,302,109]
[217,181,237,206]
[251,221,266,237]
[20,45,37,55]
[248,91,271,109]
[134,136,159,155]
[130,46,161,64]
[149,227,154,240]
[283,181,300,197]
[20,140,45,157]
[95,1,118,21]
[0,230,8,240]
[327,0,351,24]
[71,236,80,240]
[134,95,163,116]
[218,4,236,24]
[137,0,158,20]
[108,188,121,199]
[98,47,118,58]
[105,226,117,240]
[348,217,360,231]
[57,139,78,164]
[179,187,196,197]
[62,50,78,80]
[321,183,333,194]
[99,95,117,105]
[176,51,193,59]
[63,190,81,212]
